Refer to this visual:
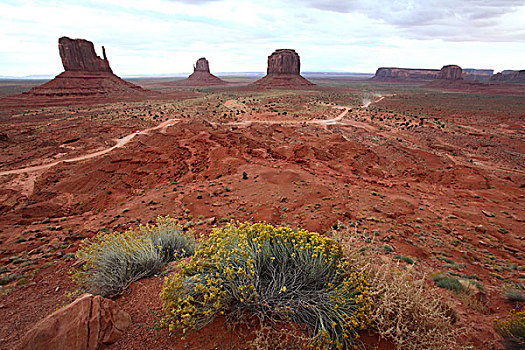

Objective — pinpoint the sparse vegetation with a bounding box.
[74,216,196,297]
[161,222,371,349]
[337,231,459,350]
[493,309,525,349]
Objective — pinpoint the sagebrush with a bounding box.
[333,227,459,350]
[74,216,196,297]
[494,309,525,349]
[161,222,371,349]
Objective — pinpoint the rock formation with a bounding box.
[462,69,493,82]
[19,293,130,350]
[371,68,440,81]
[59,37,112,73]
[254,49,314,87]
[178,57,227,86]
[438,65,463,80]
[490,70,525,83]
[26,37,150,98]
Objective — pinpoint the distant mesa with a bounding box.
[463,69,493,82]
[372,66,492,83]
[26,37,150,98]
[490,70,525,83]
[177,57,227,86]
[254,49,314,88]
[371,68,440,81]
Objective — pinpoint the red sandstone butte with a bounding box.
[59,37,113,73]
[178,57,227,86]
[438,65,463,80]
[254,49,314,88]
[25,37,150,98]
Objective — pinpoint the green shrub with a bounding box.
[493,309,525,348]
[435,277,466,294]
[74,216,196,298]
[393,255,415,264]
[161,222,371,349]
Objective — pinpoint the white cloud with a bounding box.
[0,0,523,76]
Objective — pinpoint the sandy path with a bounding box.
[0,119,180,176]
[361,96,385,108]
[1,94,387,177]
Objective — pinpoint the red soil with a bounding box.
[0,82,523,349]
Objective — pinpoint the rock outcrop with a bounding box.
[463,69,493,82]
[438,65,463,80]
[59,37,112,73]
[254,49,314,87]
[371,68,440,81]
[490,70,525,83]
[19,293,130,350]
[26,37,150,98]
[178,57,227,86]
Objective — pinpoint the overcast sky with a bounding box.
[1,0,524,76]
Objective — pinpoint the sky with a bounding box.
[1,0,524,77]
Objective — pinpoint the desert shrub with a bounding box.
[75,216,196,297]
[493,309,525,349]
[435,277,466,294]
[335,230,459,350]
[504,283,525,303]
[161,222,371,349]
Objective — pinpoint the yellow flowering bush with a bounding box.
[494,309,525,348]
[161,222,371,349]
[74,216,196,297]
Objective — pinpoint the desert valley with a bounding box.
[0,32,524,350]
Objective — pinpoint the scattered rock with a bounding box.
[481,210,495,217]
[19,293,130,350]
[0,132,8,142]
[474,224,487,233]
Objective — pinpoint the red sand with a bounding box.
[0,81,523,349]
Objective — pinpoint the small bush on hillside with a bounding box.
[334,229,459,350]
[493,309,525,349]
[74,216,196,298]
[504,283,525,303]
[161,222,371,349]
[435,277,466,294]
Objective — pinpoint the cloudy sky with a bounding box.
[1,0,524,77]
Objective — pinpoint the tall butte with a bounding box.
[179,57,226,85]
[254,49,314,87]
[27,37,149,98]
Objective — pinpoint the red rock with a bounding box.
[254,49,314,87]
[59,37,112,73]
[25,37,151,98]
[19,293,130,350]
[194,57,210,72]
[371,67,440,81]
[438,65,463,80]
[178,57,227,86]
[267,49,301,75]
[490,70,525,83]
